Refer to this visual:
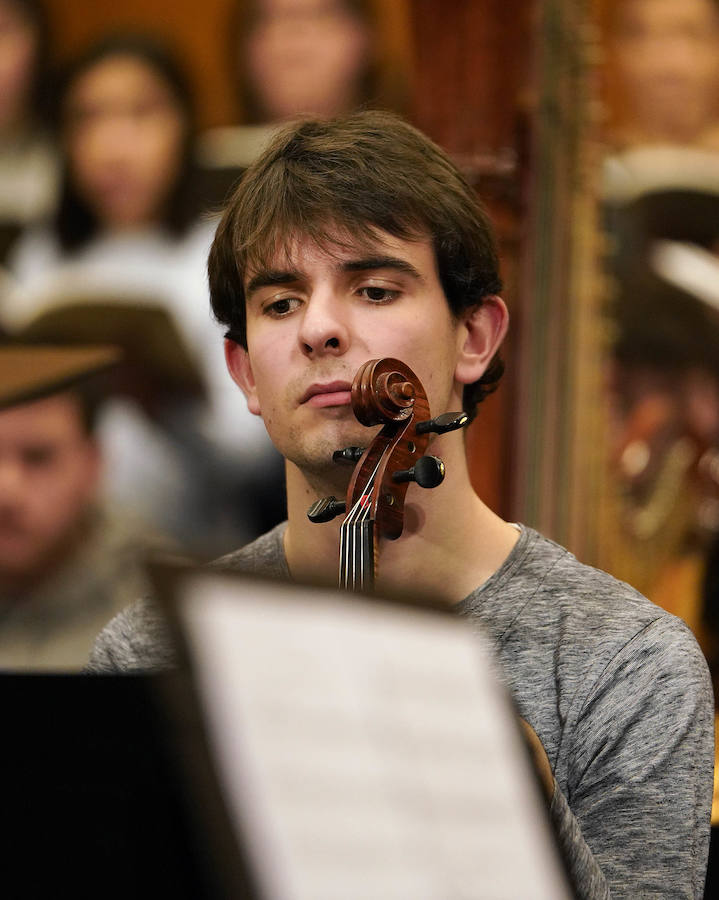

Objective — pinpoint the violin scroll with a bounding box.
[351,358,418,427]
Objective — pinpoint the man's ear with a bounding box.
[454,295,509,386]
[224,339,262,416]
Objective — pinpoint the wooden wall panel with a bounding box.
[411,0,531,155]
[411,0,533,516]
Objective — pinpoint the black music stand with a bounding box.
[2,673,250,899]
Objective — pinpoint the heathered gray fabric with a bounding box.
[85,524,290,674]
[87,523,714,899]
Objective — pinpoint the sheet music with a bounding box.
[177,574,573,900]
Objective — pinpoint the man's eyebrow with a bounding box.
[245,257,424,295]
[246,269,303,296]
[340,256,425,281]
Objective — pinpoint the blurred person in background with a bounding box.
[608,269,719,625]
[2,33,285,554]
[605,0,719,150]
[6,33,212,309]
[0,344,163,670]
[602,166,719,616]
[600,5,719,677]
[0,0,59,257]
[602,0,719,202]
[242,0,384,123]
[198,0,412,171]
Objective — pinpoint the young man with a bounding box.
[89,111,714,897]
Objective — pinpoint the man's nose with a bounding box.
[297,292,350,358]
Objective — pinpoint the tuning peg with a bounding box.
[332,446,366,464]
[415,411,469,435]
[307,496,346,523]
[392,455,446,489]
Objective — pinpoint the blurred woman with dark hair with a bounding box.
[50,33,200,253]
[9,32,203,260]
[4,33,284,553]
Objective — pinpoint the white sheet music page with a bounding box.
[177,573,573,900]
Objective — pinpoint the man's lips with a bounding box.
[300,381,353,408]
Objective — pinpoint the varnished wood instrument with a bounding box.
[307,358,468,591]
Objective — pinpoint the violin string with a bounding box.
[355,455,382,590]
[342,490,362,589]
[340,453,384,590]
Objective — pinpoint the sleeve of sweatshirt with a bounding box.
[548,616,713,899]
[85,598,175,673]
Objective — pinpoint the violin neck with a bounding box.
[339,518,375,592]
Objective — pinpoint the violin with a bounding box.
[307,358,468,591]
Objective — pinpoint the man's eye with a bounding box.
[264,297,300,317]
[358,286,399,303]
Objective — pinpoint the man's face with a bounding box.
[0,393,100,581]
[228,230,473,475]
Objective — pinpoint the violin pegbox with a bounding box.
[332,446,365,464]
[415,411,469,435]
[306,357,468,590]
[392,455,446,488]
[307,496,346,523]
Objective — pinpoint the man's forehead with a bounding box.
[242,227,434,284]
[0,392,85,437]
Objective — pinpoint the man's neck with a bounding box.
[283,431,519,606]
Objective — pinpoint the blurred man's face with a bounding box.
[0,393,100,584]
[612,0,719,142]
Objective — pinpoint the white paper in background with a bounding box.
[177,574,573,900]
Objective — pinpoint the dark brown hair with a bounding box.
[208,109,504,419]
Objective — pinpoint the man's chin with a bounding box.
[300,424,382,467]
[0,529,76,584]
[0,549,45,583]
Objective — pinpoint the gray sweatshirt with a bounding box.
[88,524,714,899]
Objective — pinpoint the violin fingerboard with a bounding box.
[339,520,375,593]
